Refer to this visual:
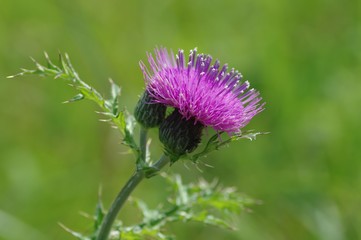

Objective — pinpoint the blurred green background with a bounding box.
[1,0,360,239]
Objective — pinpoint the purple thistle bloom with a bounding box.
[140,47,264,134]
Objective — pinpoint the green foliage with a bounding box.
[69,174,254,240]
[188,130,269,163]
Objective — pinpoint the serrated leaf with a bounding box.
[121,112,139,152]
[119,227,170,240]
[132,199,162,224]
[192,212,234,230]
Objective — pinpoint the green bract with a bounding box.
[159,109,204,163]
[134,91,166,129]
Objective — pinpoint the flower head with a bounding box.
[140,47,264,134]
[134,90,166,129]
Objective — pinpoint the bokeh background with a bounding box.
[1,0,360,239]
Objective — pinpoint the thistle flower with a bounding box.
[140,47,264,160]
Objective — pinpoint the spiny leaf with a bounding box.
[129,174,253,236]
[81,173,254,240]
[192,212,234,230]
[188,130,269,163]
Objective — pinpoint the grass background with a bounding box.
[0,0,360,239]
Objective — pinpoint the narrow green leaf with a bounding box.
[94,198,105,231]
[109,78,121,99]
[63,93,84,103]
[59,223,90,240]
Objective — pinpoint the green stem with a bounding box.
[96,155,170,240]
[146,154,171,177]
[138,127,148,169]
[96,170,144,240]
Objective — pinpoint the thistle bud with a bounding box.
[134,91,166,128]
[159,109,204,162]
